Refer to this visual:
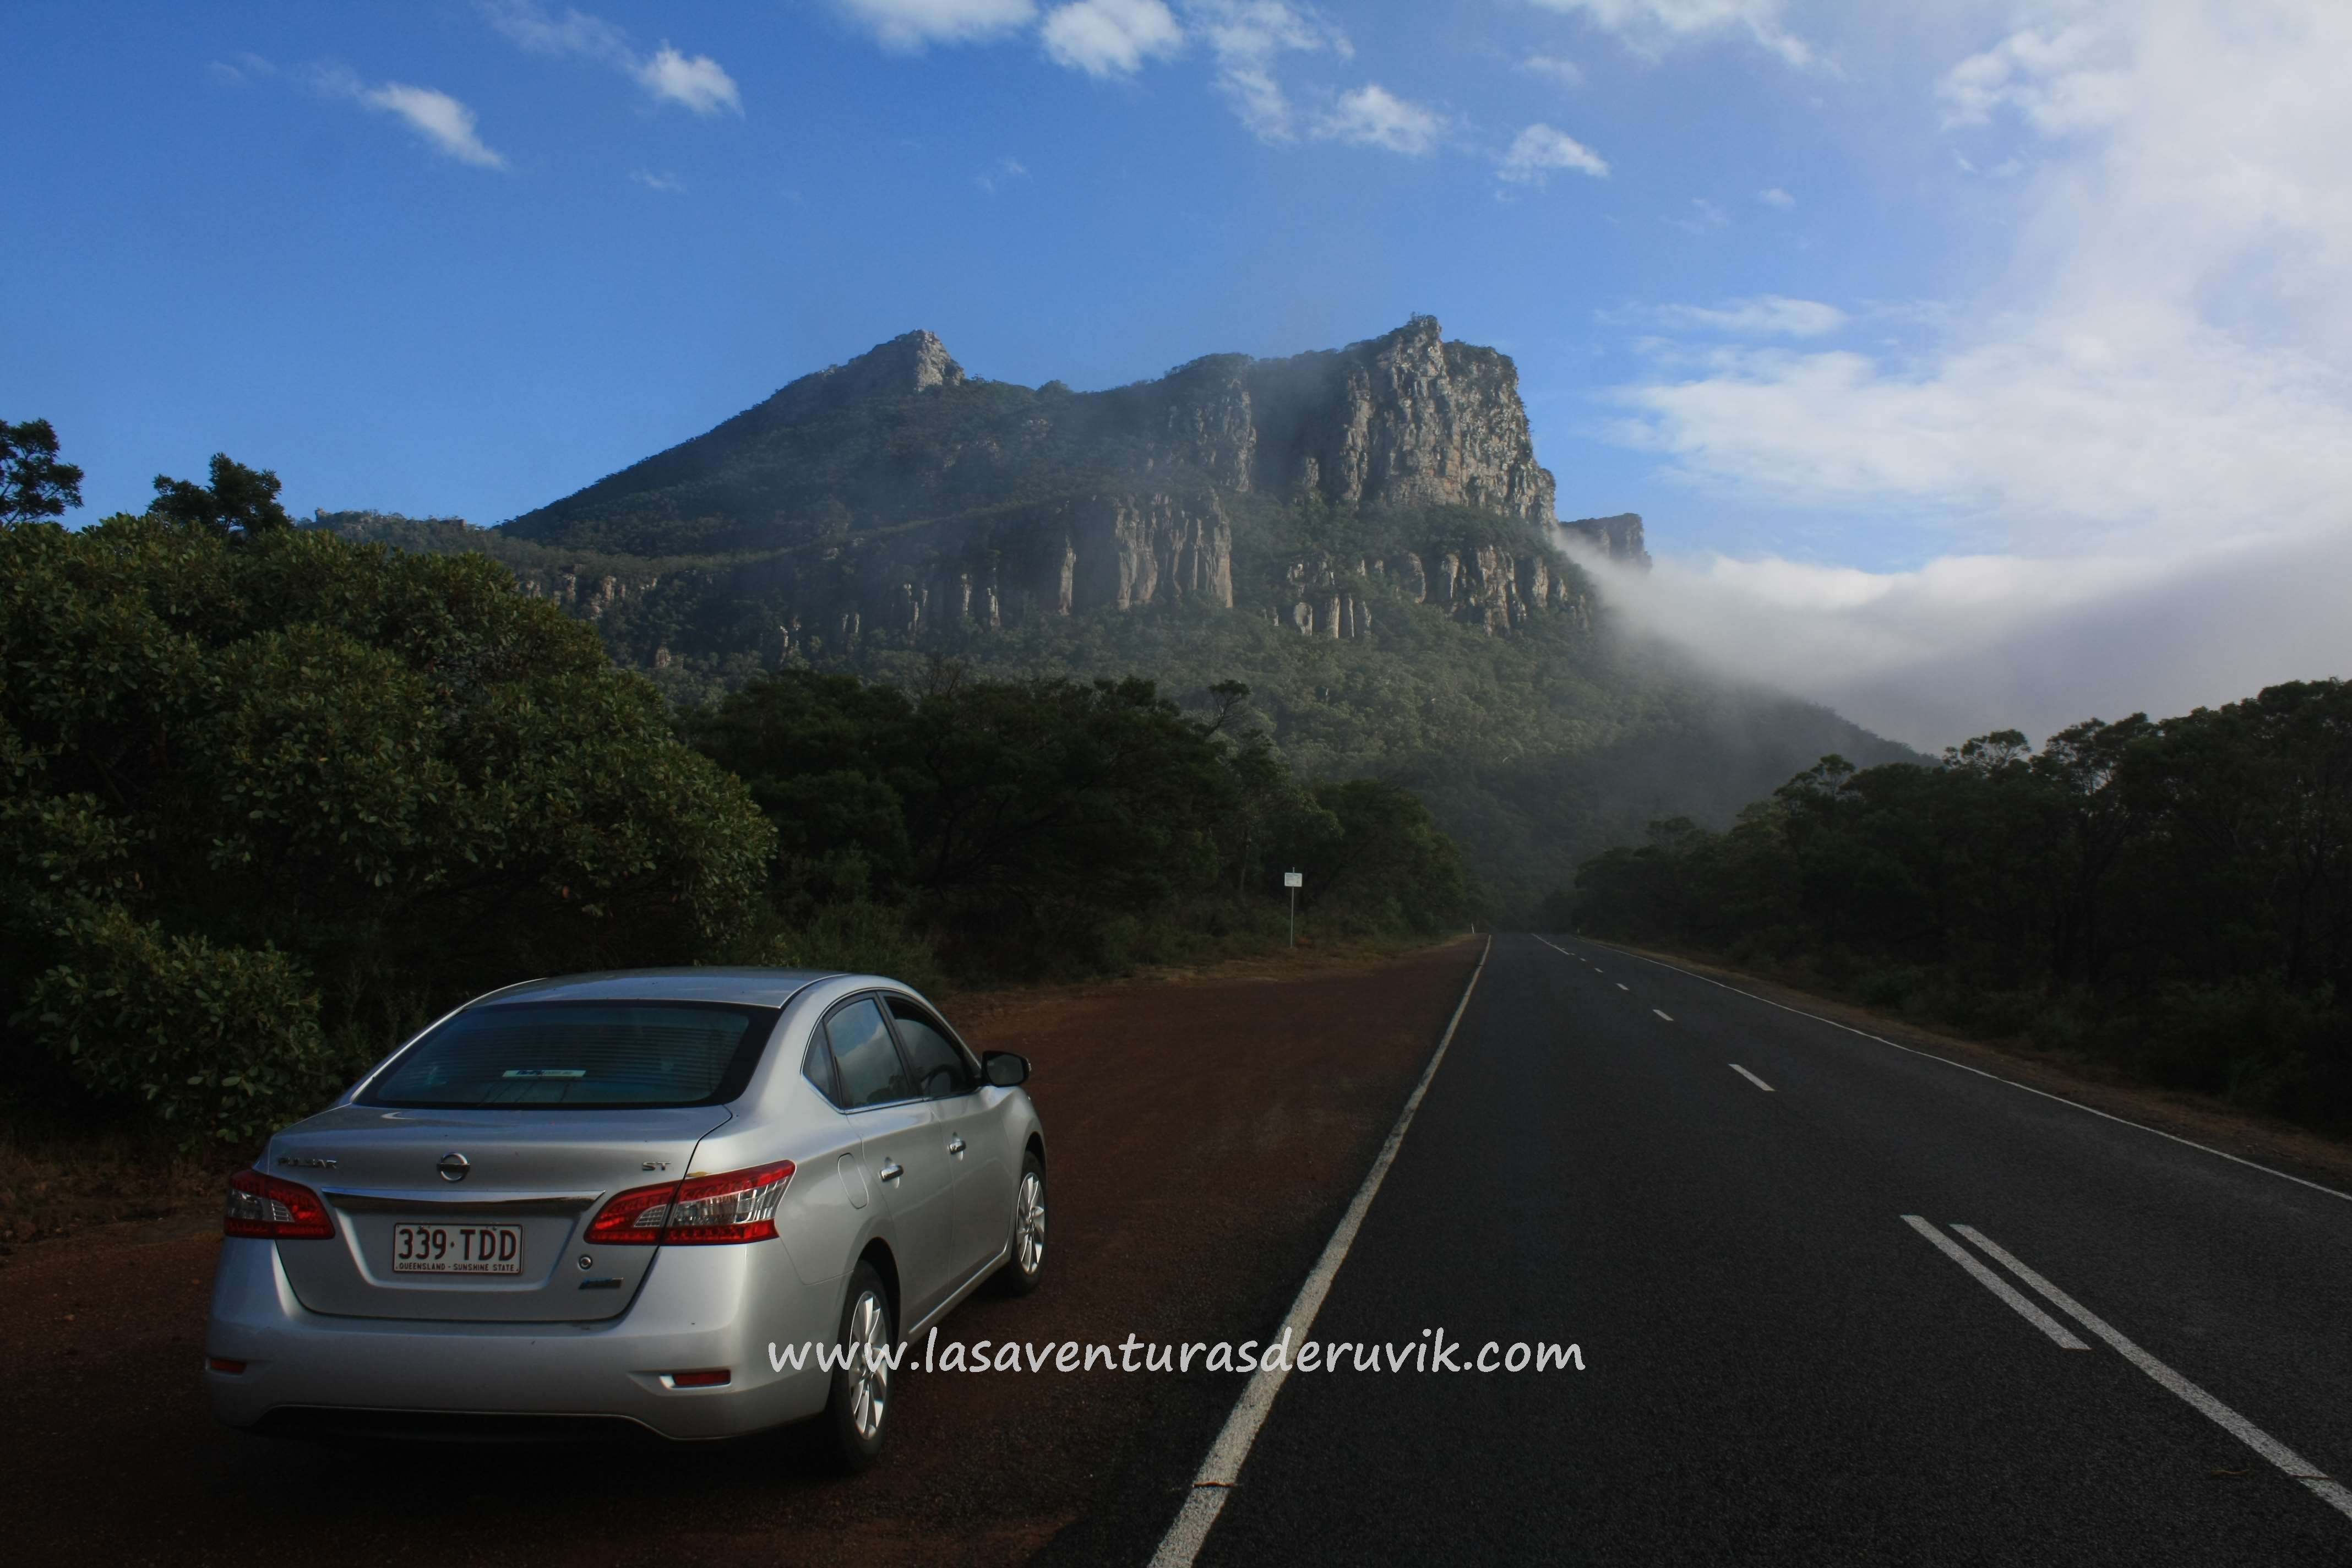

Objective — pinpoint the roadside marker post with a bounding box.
[1283,870,1303,946]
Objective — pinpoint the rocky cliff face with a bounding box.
[502,316,1617,665]
[1132,316,1556,521]
[829,488,1236,638]
[1270,541,1593,640]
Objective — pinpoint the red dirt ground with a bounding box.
[0,940,1480,1567]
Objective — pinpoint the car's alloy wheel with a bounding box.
[995,1151,1047,1297]
[846,1288,889,1439]
[825,1261,894,1471]
[1016,1170,1046,1277]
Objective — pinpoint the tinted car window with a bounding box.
[825,998,915,1107]
[803,1036,843,1106]
[889,999,973,1098]
[362,1001,776,1109]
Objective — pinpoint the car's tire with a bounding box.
[823,1261,895,1473]
[993,1150,1047,1297]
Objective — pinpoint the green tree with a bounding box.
[1,418,83,524]
[2,453,776,1141]
[149,453,293,538]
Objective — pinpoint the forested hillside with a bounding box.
[1570,686,2352,1126]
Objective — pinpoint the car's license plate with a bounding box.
[391,1222,524,1275]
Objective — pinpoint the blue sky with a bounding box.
[8,2,2351,747]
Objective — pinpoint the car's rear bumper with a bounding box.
[203,1236,840,1440]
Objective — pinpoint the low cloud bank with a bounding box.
[1568,529,2352,753]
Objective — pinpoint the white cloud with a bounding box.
[824,0,1344,143]
[1496,123,1609,187]
[1588,0,2352,747]
[360,82,509,168]
[1527,0,1819,70]
[1758,186,1793,208]
[1940,23,2128,135]
[630,169,686,192]
[1517,53,1585,90]
[1041,0,1184,77]
[482,2,741,113]
[1652,295,1844,336]
[836,0,1039,50]
[1669,195,1728,232]
[976,155,1031,193]
[481,1,630,59]
[634,45,742,115]
[1611,308,2352,530]
[207,53,278,87]
[1185,0,1350,142]
[1310,83,1446,156]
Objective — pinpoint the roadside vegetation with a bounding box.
[1564,692,2352,1130]
[0,426,1471,1156]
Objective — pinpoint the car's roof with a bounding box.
[476,967,854,1009]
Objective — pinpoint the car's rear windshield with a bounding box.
[360,1000,780,1109]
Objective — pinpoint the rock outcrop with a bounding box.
[1561,512,1650,568]
[754,330,966,426]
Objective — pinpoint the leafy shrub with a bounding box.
[23,908,334,1144]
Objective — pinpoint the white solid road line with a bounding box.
[1556,938,2352,1209]
[1147,938,1494,1568]
[1616,983,1629,991]
[1653,1009,1673,1023]
[1953,1225,2352,1523]
[1900,1216,2088,1350]
[1728,1064,1775,1092]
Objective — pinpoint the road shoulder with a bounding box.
[1594,938,2352,1197]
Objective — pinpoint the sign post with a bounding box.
[1283,870,1303,947]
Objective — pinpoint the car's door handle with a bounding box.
[878,1161,903,1183]
[947,1136,967,1157]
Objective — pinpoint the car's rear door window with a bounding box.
[362,1001,778,1109]
[825,998,916,1107]
[888,999,974,1098]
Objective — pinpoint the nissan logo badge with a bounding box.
[437,1151,470,1182]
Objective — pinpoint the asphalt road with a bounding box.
[1136,933,2352,1565]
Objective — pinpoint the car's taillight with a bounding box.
[224,1169,334,1240]
[665,1161,794,1244]
[582,1161,794,1247]
[582,1180,679,1245]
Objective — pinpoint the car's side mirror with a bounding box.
[982,1052,1030,1088]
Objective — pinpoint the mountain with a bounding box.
[498,317,1646,654]
[320,317,1913,915]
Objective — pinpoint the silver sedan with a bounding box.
[204,967,1047,1467]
